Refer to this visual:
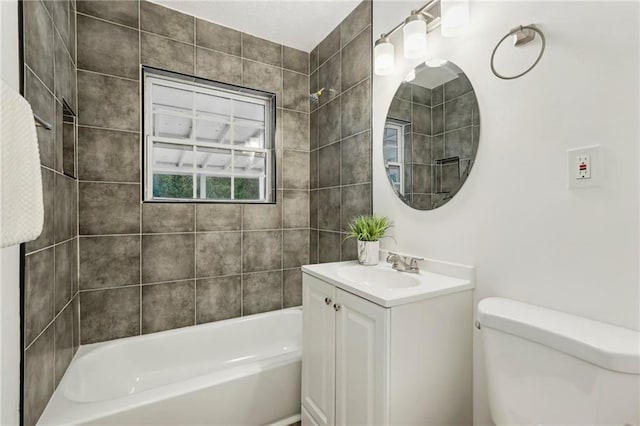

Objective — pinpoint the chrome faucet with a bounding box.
[386,252,424,274]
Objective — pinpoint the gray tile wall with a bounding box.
[388,82,431,209]
[431,74,479,208]
[309,1,372,263]
[75,0,310,345]
[22,1,79,425]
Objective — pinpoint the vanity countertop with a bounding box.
[302,260,474,308]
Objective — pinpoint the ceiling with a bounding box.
[149,0,361,52]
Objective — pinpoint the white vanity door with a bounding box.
[334,288,390,426]
[301,405,319,426]
[302,274,336,426]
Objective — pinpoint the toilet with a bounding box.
[478,297,640,426]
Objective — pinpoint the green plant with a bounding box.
[345,215,391,242]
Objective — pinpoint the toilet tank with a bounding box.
[478,297,640,426]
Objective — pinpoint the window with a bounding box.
[143,68,276,203]
[383,120,405,195]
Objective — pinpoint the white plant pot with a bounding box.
[357,240,379,265]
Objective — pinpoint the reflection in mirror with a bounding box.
[384,61,479,210]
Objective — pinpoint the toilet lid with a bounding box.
[477,297,640,375]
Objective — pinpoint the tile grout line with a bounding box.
[51,0,58,387]
[52,10,75,72]
[78,180,140,185]
[24,294,75,353]
[338,37,343,261]
[25,234,77,257]
[240,204,244,317]
[430,85,435,196]
[76,226,314,239]
[193,16,197,77]
[76,123,140,134]
[442,84,447,194]
[138,0,143,338]
[281,43,285,310]
[238,21,243,320]
[193,204,197,325]
[75,11,138,32]
[315,82,320,263]
[77,67,139,83]
[74,0,81,350]
[23,62,54,99]
[366,0,374,222]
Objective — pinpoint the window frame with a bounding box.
[142,66,277,204]
[383,120,405,195]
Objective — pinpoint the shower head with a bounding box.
[309,87,335,103]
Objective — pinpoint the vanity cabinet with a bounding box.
[301,264,474,426]
[302,275,336,426]
[302,274,388,426]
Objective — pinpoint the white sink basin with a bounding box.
[337,265,420,289]
[302,261,474,307]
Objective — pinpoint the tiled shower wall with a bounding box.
[309,1,373,263]
[75,0,310,344]
[22,0,79,425]
[430,74,479,208]
[388,82,432,208]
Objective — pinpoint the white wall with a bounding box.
[372,1,639,424]
[0,0,22,424]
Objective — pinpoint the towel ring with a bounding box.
[490,24,546,80]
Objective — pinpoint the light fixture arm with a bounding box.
[378,0,441,40]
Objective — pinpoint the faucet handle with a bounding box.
[387,251,424,262]
[386,251,423,273]
[387,251,424,273]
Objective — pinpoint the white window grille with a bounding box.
[143,68,275,203]
[383,120,405,195]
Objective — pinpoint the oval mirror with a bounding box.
[383,61,479,210]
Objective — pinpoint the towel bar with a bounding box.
[34,113,52,130]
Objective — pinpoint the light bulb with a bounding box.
[441,0,470,37]
[374,37,395,76]
[403,13,427,59]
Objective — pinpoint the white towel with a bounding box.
[0,79,44,248]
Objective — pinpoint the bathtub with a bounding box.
[39,308,302,426]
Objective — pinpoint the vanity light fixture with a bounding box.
[374,0,470,76]
[374,37,395,76]
[403,11,428,59]
[440,0,470,37]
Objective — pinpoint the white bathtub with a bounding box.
[39,308,302,426]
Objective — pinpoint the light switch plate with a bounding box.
[567,145,601,189]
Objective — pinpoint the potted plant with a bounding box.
[345,215,391,265]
